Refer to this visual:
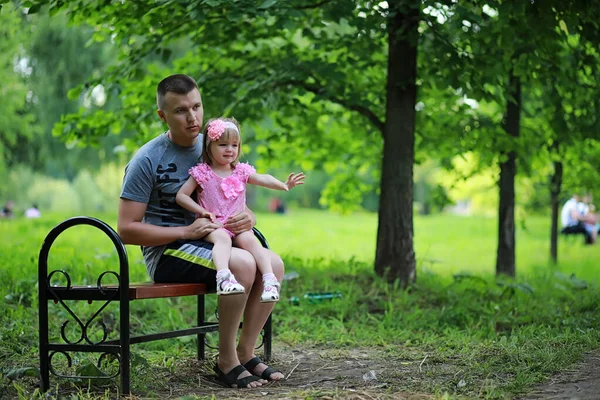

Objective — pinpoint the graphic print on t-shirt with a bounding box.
[156,162,186,225]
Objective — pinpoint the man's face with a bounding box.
[157,88,203,146]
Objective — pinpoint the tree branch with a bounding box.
[294,0,332,10]
[278,79,385,133]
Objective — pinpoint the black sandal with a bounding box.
[214,364,262,388]
[244,356,283,381]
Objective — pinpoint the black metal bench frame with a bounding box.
[38,216,272,395]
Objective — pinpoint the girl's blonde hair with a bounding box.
[201,117,243,168]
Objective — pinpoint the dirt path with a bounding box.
[157,347,600,399]
[165,347,433,399]
[519,352,600,400]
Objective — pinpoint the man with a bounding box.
[118,74,284,388]
[560,194,595,244]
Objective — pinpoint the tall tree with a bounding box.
[422,1,598,276]
[27,0,423,286]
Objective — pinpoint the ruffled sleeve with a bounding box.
[235,162,256,183]
[188,163,212,186]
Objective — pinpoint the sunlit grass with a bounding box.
[258,209,600,283]
[1,209,599,399]
[3,208,598,291]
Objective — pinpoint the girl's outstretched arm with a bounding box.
[176,176,216,221]
[248,172,305,191]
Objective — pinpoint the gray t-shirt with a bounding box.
[120,132,202,279]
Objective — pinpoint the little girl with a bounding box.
[176,117,305,302]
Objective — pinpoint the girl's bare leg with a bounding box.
[235,231,280,301]
[233,231,273,275]
[207,229,244,295]
[205,229,233,271]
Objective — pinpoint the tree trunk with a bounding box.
[549,159,562,264]
[375,0,419,286]
[495,72,521,277]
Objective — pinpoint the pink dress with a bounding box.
[188,162,256,237]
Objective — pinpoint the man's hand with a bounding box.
[224,210,254,235]
[183,217,220,240]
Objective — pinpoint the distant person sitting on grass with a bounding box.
[118,74,284,388]
[578,194,599,243]
[25,204,41,219]
[269,198,287,214]
[1,200,14,219]
[176,117,305,303]
[561,194,596,244]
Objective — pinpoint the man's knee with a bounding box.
[230,248,257,284]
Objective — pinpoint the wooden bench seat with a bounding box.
[39,216,272,395]
[48,282,210,301]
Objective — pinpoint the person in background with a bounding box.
[25,204,41,218]
[561,194,596,245]
[1,200,14,219]
[578,194,599,244]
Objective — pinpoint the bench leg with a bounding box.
[120,293,131,395]
[39,287,49,391]
[197,295,205,360]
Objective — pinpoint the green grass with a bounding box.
[260,209,600,283]
[1,209,599,399]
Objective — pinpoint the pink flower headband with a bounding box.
[207,120,239,141]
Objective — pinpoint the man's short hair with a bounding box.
[156,74,198,110]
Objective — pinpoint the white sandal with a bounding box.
[260,279,281,303]
[216,270,245,295]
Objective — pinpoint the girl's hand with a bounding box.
[285,172,305,190]
[205,212,216,222]
[184,217,219,240]
[197,212,216,222]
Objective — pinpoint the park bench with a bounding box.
[560,225,599,244]
[38,216,272,395]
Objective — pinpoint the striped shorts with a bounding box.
[153,239,217,291]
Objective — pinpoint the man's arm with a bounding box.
[117,198,218,246]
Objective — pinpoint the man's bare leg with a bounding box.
[216,248,266,387]
[237,250,285,380]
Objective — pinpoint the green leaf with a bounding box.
[75,360,108,381]
[6,367,40,380]
[27,3,41,14]
[67,85,83,100]
[558,20,569,35]
[130,353,150,369]
[258,0,277,10]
